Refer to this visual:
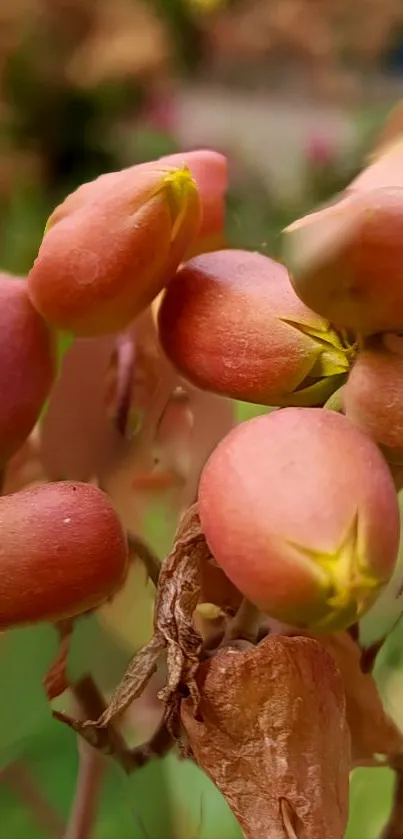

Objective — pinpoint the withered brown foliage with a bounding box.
[181,634,350,839]
[43,502,403,838]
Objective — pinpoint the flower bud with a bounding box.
[283,187,403,334]
[198,408,399,631]
[0,272,55,465]
[0,482,128,628]
[28,163,201,336]
[344,341,403,461]
[158,250,350,407]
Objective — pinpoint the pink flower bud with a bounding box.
[0,272,55,465]
[28,164,201,336]
[0,482,128,628]
[198,408,399,631]
[344,341,403,462]
[158,250,350,407]
[283,186,403,334]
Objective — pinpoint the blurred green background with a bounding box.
[2,1,403,836]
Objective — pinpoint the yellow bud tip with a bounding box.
[161,165,198,241]
[287,513,386,631]
[314,514,384,628]
[195,602,226,620]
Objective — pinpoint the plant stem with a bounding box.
[64,740,103,839]
[380,769,403,839]
[63,678,107,839]
[127,532,161,587]
[1,760,64,839]
[222,599,262,645]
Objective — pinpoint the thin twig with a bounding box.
[64,679,107,839]
[55,674,173,774]
[127,532,161,587]
[44,619,74,701]
[360,640,384,673]
[69,676,137,772]
[380,769,403,839]
[114,332,136,437]
[64,740,104,839]
[222,598,262,645]
[1,759,64,838]
[127,718,173,769]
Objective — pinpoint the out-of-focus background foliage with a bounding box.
[2,2,403,837]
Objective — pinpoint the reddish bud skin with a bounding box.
[0,273,55,465]
[158,249,349,407]
[0,482,128,628]
[198,408,400,631]
[351,133,403,193]
[284,187,403,334]
[27,165,201,336]
[47,150,227,257]
[344,343,403,457]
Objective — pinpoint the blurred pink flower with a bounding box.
[144,91,179,134]
[305,135,336,166]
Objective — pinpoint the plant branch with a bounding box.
[64,678,107,839]
[127,532,161,587]
[222,599,262,645]
[54,674,173,774]
[127,717,173,770]
[1,759,64,838]
[64,739,103,839]
[380,769,403,839]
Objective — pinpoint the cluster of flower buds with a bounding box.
[0,149,228,630]
[2,118,403,636]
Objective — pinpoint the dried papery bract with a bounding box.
[181,635,350,839]
[344,341,403,463]
[95,505,205,732]
[159,249,350,407]
[198,408,400,630]
[0,272,55,466]
[0,482,128,627]
[304,632,403,767]
[28,163,201,336]
[61,504,210,757]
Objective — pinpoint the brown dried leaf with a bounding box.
[181,634,350,839]
[76,504,205,733]
[89,632,165,726]
[155,505,205,723]
[312,632,403,767]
